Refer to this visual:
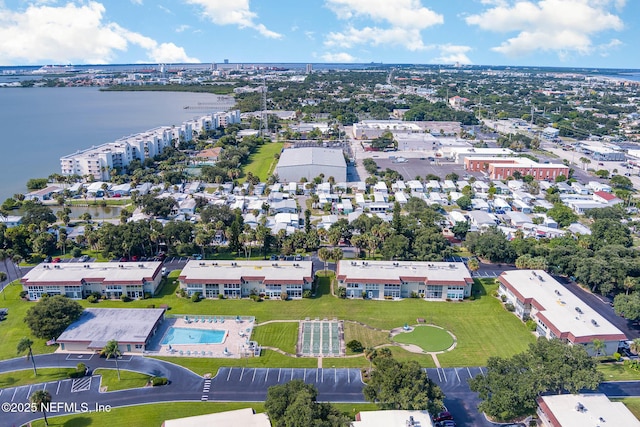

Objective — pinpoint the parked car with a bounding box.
[295,254,303,261]
[433,412,453,422]
[161,267,168,277]
[44,256,52,263]
[79,255,90,262]
[52,257,61,263]
[119,257,128,262]
[435,421,456,427]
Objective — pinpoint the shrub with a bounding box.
[346,340,364,353]
[72,248,82,258]
[151,376,168,386]
[218,294,225,299]
[280,291,288,301]
[302,290,312,298]
[500,294,507,302]
[177,288,187,298]
[491,290,499,298]
[505,302,515,312]
[120,295,131,302]
[337,286,347,299]
[525,319,537,331]
[191,292,201,302]
[469,295,476,301]
[361,291,368,299]
[613,352,622,361]
[144,292,152,299]
[147,304,155,308]
[76,363,86,373]
[410,291,419,298]
[250,294,263,302]
[87,295,99,304]
[20,290,29,299]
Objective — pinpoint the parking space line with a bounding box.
[27,385,32,397]
[239,368,245,381]
[321,369,324,383]
[265,369,269,382]
[56,381,61,395]
[226,368,233,382]
[480,367,486,377]
[436,369,442,382]
[440,368,447,382]
[252,369,256,383]
[455,368,461,383]
[334,369,337,383]
[290,369,293,381]
[316,369,319,383]
[348,370,351,384]
[467,367,472,379]
[11,387,18,402]
[304,369,306,381]
[278,368,281,382]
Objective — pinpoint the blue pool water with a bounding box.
[161,327,226,345]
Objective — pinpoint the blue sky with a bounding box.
[0,0,638,68]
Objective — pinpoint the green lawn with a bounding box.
[598,363,640,381]
[1,276,534,368]
[393,325,454,352]
[241,142,283,182]
[343,322,390,351]
[252,321,299,354]
[30,401,379,427]
[94,368,151,391]
[0,368,76,389]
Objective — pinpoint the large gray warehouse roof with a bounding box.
[277,147,346,168]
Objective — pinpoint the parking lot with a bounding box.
[374,157,482,182]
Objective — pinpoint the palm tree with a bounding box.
[591,338,605,357]
[364,347,376,371]
[467,258,480,274]
[30,389,52,426]
[318,247,330,273]
[623,277,638,295]
[17,337,37,375]
[630,338,640,355]
[101,340,122,380]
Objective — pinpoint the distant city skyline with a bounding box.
[0,1,638,69]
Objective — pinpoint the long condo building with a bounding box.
[178,260,313,299]
[498,270,626,356]
[336,260,473,300]
[61,110,240,180]
[21,262,163,300]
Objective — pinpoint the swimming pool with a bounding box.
[161,327,226,345]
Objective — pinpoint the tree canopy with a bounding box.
[469,338,602,422]
[363,356,444,414]
[265,380,350,427]
[25,295,84,339]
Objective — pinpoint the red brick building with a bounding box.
[464,157,569,180]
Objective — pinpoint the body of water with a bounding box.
[0,87,234,201]
[601,73,640,82]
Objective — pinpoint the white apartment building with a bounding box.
[336,261,473,300]
[498,270,626,356]
[60,111,239,180]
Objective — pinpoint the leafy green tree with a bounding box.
[26,178,49,191]
[363,356,444,414]
[101,340,122,380]
[451,221,470,240]
[590,339,605,357]
[546,203,578,228]
[265,380,350,427]
[25,295,84,339]
[590,218,633,249]
[469,338,602,422]
[467,257,480,272]
[611,175,633,189]
[465,228,516,263]
[30,389,52,426]
[17,337,37,375]
[456,196,472,211]
[614,292,640,321]
[318,247,331,272]
[381,234,410,260]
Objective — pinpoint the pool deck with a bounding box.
[148,316,256,359]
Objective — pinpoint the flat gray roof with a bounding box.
[276,147,346,168]
[21,262,162,286]
[337,261,472,285]
[56,308,165,345]
[179,260,313,284]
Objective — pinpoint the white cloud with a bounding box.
[324,0,443,51]
[321,52,357,62]
[175,24,191,33]
[432,45,473,65]
[184,0,282,39]
[304,31,315,41]
[0,2,199,65]
[466,0,625,58]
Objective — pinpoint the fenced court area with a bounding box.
[298,319,344,357]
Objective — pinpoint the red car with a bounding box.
[433,412,453,422]
[52,257,61,263]
[131,255,139,262]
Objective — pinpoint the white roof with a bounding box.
[163,408,271,427]
[179,260,313,284]
[499,270,625,342]
[276,147,346,168]
[338,260,472,285]
[539,394,640,427]
[22,262,162,286]
[352,410,434,427]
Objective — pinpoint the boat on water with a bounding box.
[32,64,80,74]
